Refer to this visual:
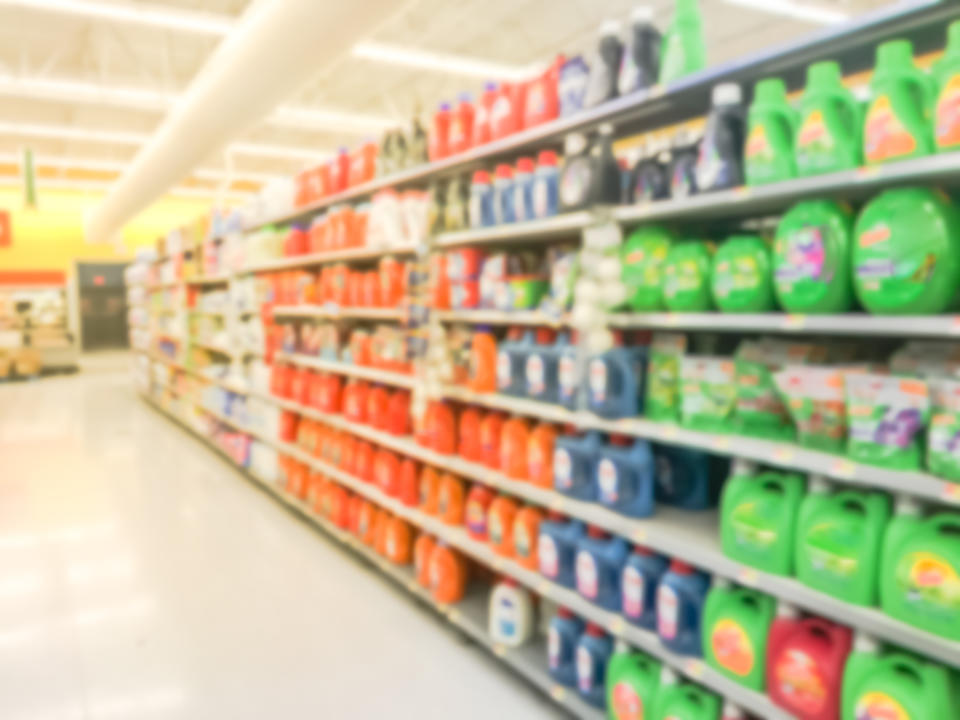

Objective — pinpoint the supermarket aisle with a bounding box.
[0,364,560,720]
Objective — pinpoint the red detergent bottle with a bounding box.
[458,407,483,462]
[524,55,562,128]
[473,82,498,146]
[367,385,390,430]
[430,102,452,161]
[386,390,410,436]
[480,411,505,468]
[491,82,522,140]
[449,93,475,155]
[342,380,368,423]
[374,449,401,497]
[398,458,419,506]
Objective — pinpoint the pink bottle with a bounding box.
[430,102,451,161]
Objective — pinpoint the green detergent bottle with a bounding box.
[773,199,855,313]
[702,580,775,690]
[745,77,798,186]
[795,61,862,176]
[841,635,959,720]
[622,226,676,311]
[881,497,960,641]
[659,0,706,86]
[663,241,714,312]
[653,669,721,720]
[645,332,687,422]
[934,20,960,151]
[853,187,960,315]
[606,644,662,720]
[863,40,935,165]
[710,235,775,313]
[795,477,892,606]
[719,460,806,575]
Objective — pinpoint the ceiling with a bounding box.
[0,0,899,202]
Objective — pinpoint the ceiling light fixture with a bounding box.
[352,41,536,81]
[0,175,253,200]
[0,0,233,35]
[722,0,849,25]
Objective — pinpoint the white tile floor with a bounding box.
[0,356,560,719]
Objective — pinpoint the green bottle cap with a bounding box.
[875,39,915,71]
[753,77,787,104]
[806,60,843,89]
[949,20,960,53]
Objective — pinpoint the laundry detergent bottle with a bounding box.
[549,607,585,687]
[795,61,862,176]
[663,241,714,312]
[745,77,798,186]
[659,0,706,86]
[587,333,648,419]
[934,20,960,151]
[654,444,727,510]
[539,513,587,588]
[596,435,656,518]
[576,623,614,708]
[575,526,629,610]
[618,7,661,96]
[488,578,535,647]
[652,669,722,720]
[657,559,710,657]
[710,234,775,313]
[622,546,669,630]
[863,39,935,165]
[497,327,530,396]
[554,430,602,500]
[525,328,560,403]
[702,579,776,691]
[696,83,746,193]
[621,225,675,312]
[606,644,663,720]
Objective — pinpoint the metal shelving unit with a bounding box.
[240,244,419,274]
[275,351,418,389]
[434,212,593,248]
[272,305,405,321]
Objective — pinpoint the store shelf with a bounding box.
[186,274,231,286]
[275,352,418,389]
[272,305,405,321]
[191,339,235,357]
[434,309,569,327]
[191,309,228,318]
[433,212,593,248]
[147,280,181,291]
[241,244,419,274]
[150,352,249,395]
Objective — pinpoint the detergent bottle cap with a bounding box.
[730,458,757,477]
[876,39,915,71]
[753,77,788,105]
[894,494,922,516]
[853,632,880,654]
[506,325,524,340]
[630,6,655,22]
[585,622,605,637]
[670,559,694,574]
[807,60,842,89]
[599,19,622,37]
[495,163,513,180]
[633,544,653,556]
[438,101,451,111]
[609,434,631,446]
[484,80,499,92]
[535,328,557,344]
[776,601,800,619]
[516,157,535,173]
[808,475,832,494]
[712,82,742,107]
[457,92,473,103]
[556,606,574,619]
[587,525,607,539]
[659,666,679,686]
[537,149,559,167]
[472,170,491,184]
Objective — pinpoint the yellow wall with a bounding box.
[0,187,216,272]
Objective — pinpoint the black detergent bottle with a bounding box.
[560,124,621,212]
[618,7,661,96]
[631,137,670,203]
[669,126,703,198]
[585,21,624,108]
[696,82,746,192]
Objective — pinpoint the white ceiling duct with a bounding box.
[84,0,396,243]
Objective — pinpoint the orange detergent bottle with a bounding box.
[317,373,342,413]
[398,458,419,506]
[423,401,458,454]
[438,473,466,525]
[357,501,378,545]
[373,509,391,556]
[513,505,545,570]
[415,534,437,587]
[385,517,414,565]
[307,472,327,512]
[327,483,350,529]
[387,390,411,436]
[501,417,531,480]
[489,495,520,557]
[458,407,483,462]
[354,440,374,483]
[429,543,468,604]
[420,466,442,514]
[343,380,369,423]
[466,485,496,540]
[347,494,363,534]
[279,410,299,443]
[286,461,309,499]
[469,328,499,393]
[374,449,401,497]
[339,433,357,474]
[480,412,505,468]
[527,423,558,488]
[367,386,390,430]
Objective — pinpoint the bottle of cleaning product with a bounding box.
[587,333,647,419]
[795,479,891,606]
[844,372,930,470]
[745,77,798,186]
[934,20,960,151]
[863,39,935,164]
[596,435,656,517]
[702,580,776,690]
[414,533,436,587]
[480,411,505,469]
[622,546,669,630]
[488,578,535,647]
[645,333,686,423]
[710,235,776,313]
[853,186,960,315]
[619,7,661,96]
[419,466,441,515]
[468,327,498,393]
[576,623,614,708]
[513,157,535,223]
[557,331,582,411]
[653,668,722,719]
[841,634,956,720]
[527,423,557,488]
[469,170,495,229]
[773,198,855,313]
[654,444,727,510]
[795,61,862,176]
[696,83,746,193]
[549,607,585,687]
[384,517,414,565]
[539,513,587,588]
[659,0,706,85]
[500,417,530,481]
[465,485,495,540]
[662,241,715,311]
[554,430,602,500]
[585,21,624,108]
[766,605,852,720]
[525,329,560,404]
[458,408,483,463]
[493,164,516,225]
[513,505,543,570]
[621,225,675,311]
[881,497,960,641]
[398,458,419,507]
[532,150,560,219]
[560,125,622,212]
[488,494,519,557]
[576,526,629,610]
[719,462,806,575]
[606,645,662,720]
[497,327,532,396]
[632,137,671,203]
[559,55,591,117]
[437,473,466,526]
[657,559,710,656]
[669,126,703,198]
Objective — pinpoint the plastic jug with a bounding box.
[420,401,457,455]
[702,582,776,690]
[720,465,806,575]
[559,126,622,212]
[795,61,862,176]
[449,93,475,156]
[357,500,377,546]
[488,578,535,647]
[493,163,515,225]
[374,449,400,497]
[606,647,662,720]
[584,20,624,108]
[387,390,410,435]
[525,329,560,403]
[428,543,467,604]
[557,332,582,410]
[539,513,586,588]
[429,102,451,161]
[527,423,557,488]
[524,56,561,129]
[419,465,441,515]
[795,482,891,606]
[469,329,498,393]
[473,82,497,147]
[586,334,647,419]
[576,526,629,610]
[398,458,419,507]
[633,139,670,203]
[656,445,726,510]
[488,495,519,557]
[746,77,798,186]
[465,485,495,540]
[596,436,656,518]
[497,328,531,396]
[458,407,483,463]
[576,623,613,708]
[653,670,722,720]
[513,505,543,570]
[657,560,710,657]
[767,611,852,720]
[623,546,669,630]
[414,533,435,588]
[500,417,530,480]
[863,40,935,164]
[513,157,535,223]
[554,431,602,500]
[437,473,466,526]
[619,7,661,96]
[548,607,584,686]
[560,56,590,118]
[881,503,960,641]
[491,82,523,141]
[659,0,706,85]
[696,83,745,193]
[532,150,560,219]
[621,225,675,312]
[384,517,413,565]
[934,20,960,151]
[480,412,505,469]
[663,241,715,312]
[469,170,495,229]
[710,235,775,313]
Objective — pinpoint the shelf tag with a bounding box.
[549,496,566,512]
[942,483,960,503]
[648,85,665,99]
[783,314,806,331]
[737,568,758,586]
[550,686,567,702]
[711,436,731,451]
[684,659,705,678]
[772,446,794,463]
[662,426,679,441]
[536,580,550,595]
[608,617,625,636]
[950,317,960,335]
[493,643,507,657]
[632,528,648,543]
[831,459,856,478]
[493,557,506,572]
[856,166,882,181]
[732,186,752,200]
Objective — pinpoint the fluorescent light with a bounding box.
[722,0,848,24]
[0,0,234,35]
[352,41,535,81]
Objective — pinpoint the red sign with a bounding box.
[0,210,9,247]
[94,275,105,286]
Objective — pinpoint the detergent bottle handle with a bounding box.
[931,513,960,536]
[888,655,924,686]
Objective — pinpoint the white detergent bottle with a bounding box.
[488,578,535,647]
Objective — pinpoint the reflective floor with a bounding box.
[0,355,558,719]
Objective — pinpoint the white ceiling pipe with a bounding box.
[84,0,395,243]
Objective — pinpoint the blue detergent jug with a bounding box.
[586,333,648,419]
[654,444,729,510]
[576,623,614,708]
[548,607,584,686]
[596,435,656,517]
[554,431,602,500]
[525,329,560,404]
[657,560,710,657]
[496,327,531,396]
[557,331,582,410]
[538,513,587,588]
[576,526,630,610]
[622,546,669,630]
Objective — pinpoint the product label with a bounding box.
[497,351,512,390]
[514,183,528,222]
[526,354,546,396]
[622,565,645,618]
[429,557,441,589]
[854,692,911,720]
[775,226,828,289]
[797,109,832,151]
[514,523,532,558]
[466,501,487,535]
[936,75,960,148]
[539,534,559,577]
[559,355,577,398]
[495,595,519,639]
[710,619,755,676]
[554,448,573,489]
[745,122,772,160]
[597,458,620,504]
[489,513,504,546]
[548,626,561,669]
[611,681,644,720]
[533,180,549,219]
[731,500,780,549]
[491,95,511,134]
[589,358,608,404]
[576,550,599,599]
[845,374,929,452]
[528,437,546,480]
[469,193,482,228]
[804,517,861,580]
[713,255,761,300]
[657,584,679,639]
[560,159,591,208]
[773,648,828,714]
[865,95,917,163]
[897,551,960,613]
[576,645,594,693]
